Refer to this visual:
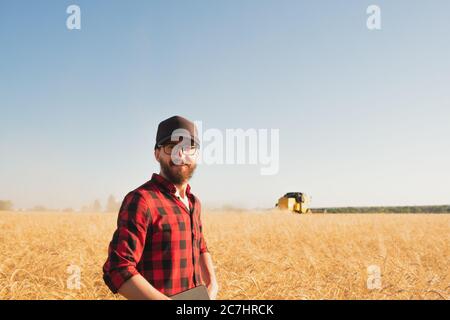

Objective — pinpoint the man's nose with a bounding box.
[175,146,183,157]
[172,146,186,164]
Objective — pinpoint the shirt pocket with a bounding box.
[155,213,191,235]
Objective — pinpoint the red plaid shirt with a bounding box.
[102,173,209,296]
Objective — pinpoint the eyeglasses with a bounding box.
[158,143,199,156]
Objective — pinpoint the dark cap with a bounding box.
[155,115,200,149]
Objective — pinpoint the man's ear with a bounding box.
[154,148,161,162]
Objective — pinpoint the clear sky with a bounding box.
[1,0,449,210]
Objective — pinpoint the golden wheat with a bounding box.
[0,211,448,300]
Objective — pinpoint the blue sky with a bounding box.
[1,0,449,209]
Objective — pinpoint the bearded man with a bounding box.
[103,115,218,300]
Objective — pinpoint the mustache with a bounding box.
[169,160,191,166]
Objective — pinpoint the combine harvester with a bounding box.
[276,192,312,214]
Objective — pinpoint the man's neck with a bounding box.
[159,172,188,198]
[174,183,187,198]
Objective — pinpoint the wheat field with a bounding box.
[0,210,449,300]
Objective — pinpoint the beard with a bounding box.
[160,159,197,185]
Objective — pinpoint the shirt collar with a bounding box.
[151,173,192,196]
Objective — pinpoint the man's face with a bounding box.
[155,140,198,185]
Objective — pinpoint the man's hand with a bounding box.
[206,280,219,300]
[199,252,219,300]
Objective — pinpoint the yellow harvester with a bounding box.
[276,192,312,214]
